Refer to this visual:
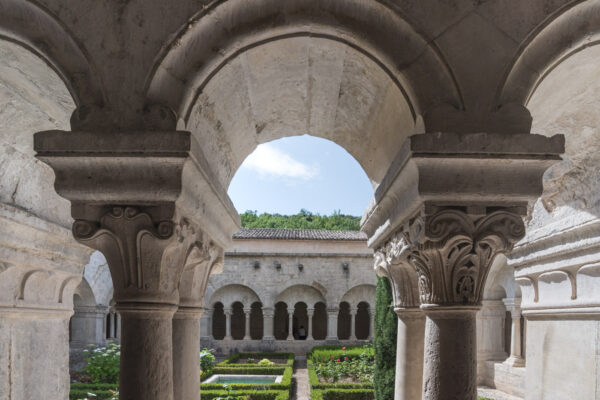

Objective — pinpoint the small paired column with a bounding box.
[307,308,315,340]
[262,307,275,341]
[200,309,213,340]
[326,308,339,341]
[287,308,294,341]
[503,298,525,367]
[243,307,252,340]
[395,308,425,400]
[349,307,357,340]
[224,308,233,340]
[173,307,203,400]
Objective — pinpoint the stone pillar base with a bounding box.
[504,355,525,368]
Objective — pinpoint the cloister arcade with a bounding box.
[2,0,600,399]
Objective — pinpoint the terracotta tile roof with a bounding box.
[233,228,367,241]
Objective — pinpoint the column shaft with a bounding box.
[118,304,177,400]
[244,309,252,340]
[287,309,294,340]
[326,309,338,341]
[224,309,232,340]
[422,308,478,400]
[173,308,202,400]
[307,309,314,340]
[350,309,357,340]
[395,309,425,400]
[262,308,275,341]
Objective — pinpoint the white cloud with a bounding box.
[242,143,318,180]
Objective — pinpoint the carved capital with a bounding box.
[73,206,182,304]
[407,209,525,307]
[374,220,423,309]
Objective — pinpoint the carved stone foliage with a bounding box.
[374,220,423,309]
[408,209,525,306]
[73,206,181,304]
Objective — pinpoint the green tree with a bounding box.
[373,276,397,400]
[239,210,360,230]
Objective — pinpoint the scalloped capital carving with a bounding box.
[73,206,183,304]
[404,209,525,307]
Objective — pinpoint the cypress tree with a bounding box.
[373,276,397,400]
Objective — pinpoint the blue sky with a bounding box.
[227,135,374,216]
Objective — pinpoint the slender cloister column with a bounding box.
[200,309,213,340]
[262,307,275,341]
[349,307,357,340]
[503,297,525,367]
[287,307,294,340]
[326,307,339,341]
[243,307,252,340]
[374,235,425,400]
[307,308,315,340]
[173,238,223,400]
[224,308,233,340]
[115,313,122,341]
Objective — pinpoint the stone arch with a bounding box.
[498,0,600,108]
[276,284,326,309]
[312,302,327,340]
[146,0,462,122]
[0,0,103,107]
[209,284,262,309]
[230,301,245,340]
[355,301,371,340]
[274,301,289,340]
[340,284,376,310]
[73,278,96,308]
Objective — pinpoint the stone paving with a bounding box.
[291,359,310,400]
[478,387,523,400]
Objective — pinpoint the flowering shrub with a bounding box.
[257,358,275,366]
[82,342,120,384]
[314,345,374,384]
[201,348,217,375]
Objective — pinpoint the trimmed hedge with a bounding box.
[201,389,289,400]
[70,383,117,400]
[373,276,397,400]
[311,389,375,400]
[218,352,294,367]
[201,365,293,391]
[308,345,374,364]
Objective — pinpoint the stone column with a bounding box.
[503,298,525,367]
[374,235,425,400]
[243,307,252,340]
[407,209,524,400]
[395,309,426,400]
[224,308,233,340]
[287,307,294,340]
[173,307,202,400]
[349,307,357,340]
[173,239,223,400]
[307,308,314,340]
[200,309,213,339]
[326,308,339,342]
[34,129,239,400]
[262,307,275,341]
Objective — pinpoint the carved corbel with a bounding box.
[407,208,525,307]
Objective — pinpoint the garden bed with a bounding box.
[307,344,375,400]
